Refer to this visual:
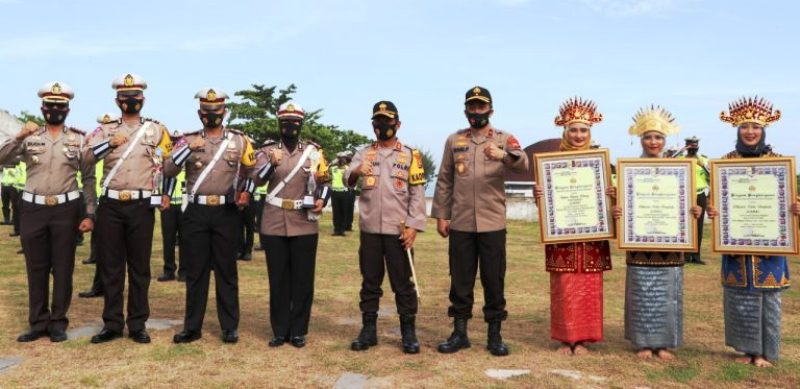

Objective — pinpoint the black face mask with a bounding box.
[374,122,397,141]
[280,121,302,140]
[118,97,143,114]
[41,106,68,125]
[199,111,224,128]
[466,111,490,129]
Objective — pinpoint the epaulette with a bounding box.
[143,117,161,124]
[183,129,202,136]
[67,127,86,135]
[306,139,321,149]
[456,128,470,135]
[261,139,278,147]
[227,128,243,135]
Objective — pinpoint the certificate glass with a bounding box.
[534,149,614,243]
[710,157,799,255]
[616,158,697,251]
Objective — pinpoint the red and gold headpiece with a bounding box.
[554,97,603,127]
[720,96,781,127]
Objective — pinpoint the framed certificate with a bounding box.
[616,158,697,252]
[710,157,799,255]
[534,149,614,243]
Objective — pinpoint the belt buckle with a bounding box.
[119,190,132,201]
[207,195,220,206]
[281,199,294,210]
[45,195,58,206]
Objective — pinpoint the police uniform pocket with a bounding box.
[484,158,504,177]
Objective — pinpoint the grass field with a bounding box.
[0,215,798,388]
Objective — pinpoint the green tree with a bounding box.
[16,110,44,126]
[226,84,370,160]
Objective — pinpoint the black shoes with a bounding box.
[437,318,471,354]
[78,289,103,298]
[177,273,186,282]
[157,273,176,282]
[173,330,202,344]
[82,257,96,265]
[486,321,509,356]
[222,330,239,344]
[269,335,289,347]
[351,312,378,351]
[91,329,122,344]
[9,232,20,237]
[128,329,151,344]
[240,252,252,261]
[400,315,420,354]
[17,329,48,342]
[49,328,68,342]
[290,336,306,348]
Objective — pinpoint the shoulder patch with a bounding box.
[506,135,522,150]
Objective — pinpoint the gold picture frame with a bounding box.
[534,148,615,243]
[710,157,799,255]
[616,158,697,252]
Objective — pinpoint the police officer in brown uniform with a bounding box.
[251,102,330,348]
[86,73,173,344]
[432,86,528,356]
[0,82,96,342]
[347,101,427,354]
[166,88,256,344]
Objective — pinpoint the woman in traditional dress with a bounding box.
[707,96,797,368]
[613,106,702,360]
[534,97,613,355]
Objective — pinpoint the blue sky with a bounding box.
[1,0,798,165]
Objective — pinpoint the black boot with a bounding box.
[351,312,378,351]
[437,317,470,353]
[487,321,509,356]
[400,315,419,354]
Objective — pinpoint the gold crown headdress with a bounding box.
[554,97,603,127]
[628,105,680,136]
[720,96,781,127]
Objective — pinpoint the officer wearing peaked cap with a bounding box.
[251,101,331,348]
[165,88,256,344]
[87,73,174,344]
[0,82,96,342]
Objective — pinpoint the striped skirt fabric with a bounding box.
[550,272,604,343]
[624,266,683,349]
[724,288,782,361]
